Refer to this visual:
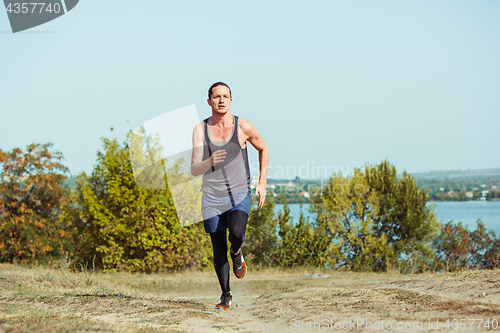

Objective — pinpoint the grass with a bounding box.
[0,301,138,333]
[0,263,208,332]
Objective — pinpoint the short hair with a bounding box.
[208,82,232,99]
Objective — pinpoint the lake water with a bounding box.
[273,201,500,236]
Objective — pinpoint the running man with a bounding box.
[191,82,269,310]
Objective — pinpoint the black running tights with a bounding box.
[209,209,248,297]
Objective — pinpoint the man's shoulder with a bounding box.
[192,121,206,141]
[194,120,206,130]
[238,117,255,134]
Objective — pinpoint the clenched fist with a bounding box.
[210,150,227,166]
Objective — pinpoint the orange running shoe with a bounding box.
[230,248,247,278]
[215,294,232,310]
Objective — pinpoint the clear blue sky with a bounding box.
[1,0,499,179]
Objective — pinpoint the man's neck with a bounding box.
[210,112,233,127]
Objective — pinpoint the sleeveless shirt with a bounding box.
[202,115,251,197]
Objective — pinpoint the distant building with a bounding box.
[465,191,473,199]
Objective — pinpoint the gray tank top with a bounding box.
[202,115,251,197]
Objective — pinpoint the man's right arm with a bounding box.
[190,122,226,177]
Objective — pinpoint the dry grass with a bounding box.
[1,264,499,332]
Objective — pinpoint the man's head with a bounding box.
[208,82,231,100]
[207,82,232,115]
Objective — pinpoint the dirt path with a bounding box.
[166,294,289,332]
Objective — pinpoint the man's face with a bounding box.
[208,85,232,115]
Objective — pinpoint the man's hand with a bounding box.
[255,183,266,208]
[210,150,227,166]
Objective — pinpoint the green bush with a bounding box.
[63,135,211,273]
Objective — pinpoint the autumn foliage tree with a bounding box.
[0,143,70,264]
[433,220,500,271]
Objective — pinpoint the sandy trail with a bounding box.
[169,294,289,333]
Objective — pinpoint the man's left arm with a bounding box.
[241,119,269,208]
